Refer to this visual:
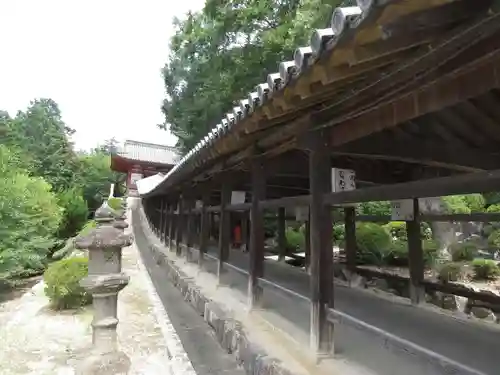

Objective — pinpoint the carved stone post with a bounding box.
[75,203,133,374]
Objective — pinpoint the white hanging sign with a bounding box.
[331,168,356,207]
[231,191,246,204]
[295,206,309,222]
[418,197,441,213]
[174,204,179,214]
[331,168,356,193]
[195,200,203,209]
[391,200,414,221]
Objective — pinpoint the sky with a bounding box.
[0,0,205,151]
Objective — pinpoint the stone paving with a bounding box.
[0,216,175,375]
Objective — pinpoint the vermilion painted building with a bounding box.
[110,140,179,196]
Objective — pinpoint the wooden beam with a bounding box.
[335,138,500,172]
[324,169,500,206]
[455,100,500,143]
[329,50,500,147]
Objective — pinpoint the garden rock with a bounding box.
[471,306,495,321]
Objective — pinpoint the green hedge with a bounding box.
[355,223,392,265]
[43,257,92,310]
[285,227,305,252]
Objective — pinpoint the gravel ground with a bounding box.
[0,218,172,375]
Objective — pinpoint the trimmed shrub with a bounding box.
[355,223,391,265]
[332,224,345,246]
[472,259,500,280]
[43,257,92,310]
[107,197,123,211]
[383,239,439,268]
[438,262,463,282]
[383,221,432,242]
[285,227,304,252]
[488,229,500,248]
[449,242,477,262]
[385,239,408,266]
[384,221,407,241]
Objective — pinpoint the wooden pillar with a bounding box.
[305,219,311,272]
[186,199,195,262]
[278,207,286,261]
[168,203,175,250]
[344,206,357,284]
[159,197,164,240]
[241,214,249,252]
[407,198,425,304]
[248,157,266,309]
[199,192,210,268]
[308,131,334,356]
[162,201,169,243]
[217,184,231,283]
[208,212,213,241]
[152,199,159,234]
[176,198,184,256]
[149,200,155,232]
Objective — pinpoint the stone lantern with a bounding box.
[75,202,133,374]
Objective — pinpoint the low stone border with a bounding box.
[147,242,296,375]
[134,242,198,375]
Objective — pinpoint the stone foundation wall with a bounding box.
[132,208,298,375]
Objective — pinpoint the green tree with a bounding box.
[0,145,62,284]
[93,137,119,155]
[56,188,89,239]
[2,99,80,192]
[160,0,343,152]
[77,151,125,213]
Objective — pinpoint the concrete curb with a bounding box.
[148,243,296,375]
[128,210,198,375]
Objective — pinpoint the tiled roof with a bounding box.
[117,140,180,165]
[136,173,166,196]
